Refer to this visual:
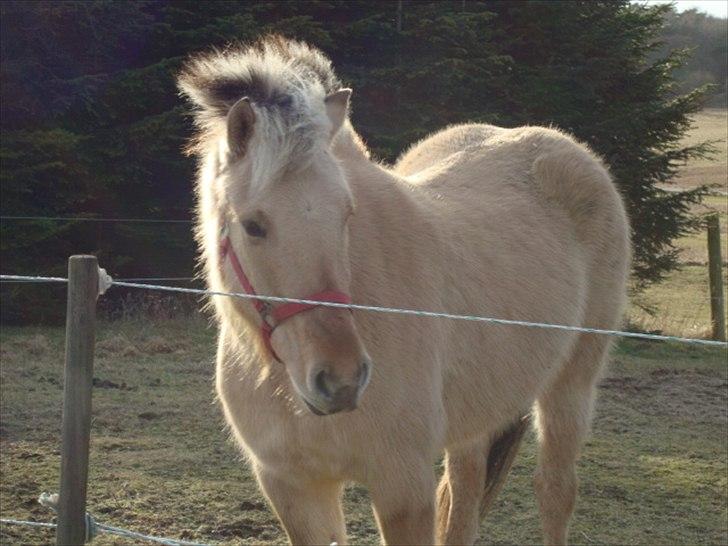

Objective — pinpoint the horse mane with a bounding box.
[178,35,343,158]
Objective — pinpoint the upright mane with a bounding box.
[178,35,344,182]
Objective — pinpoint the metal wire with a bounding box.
[0,518,55,530]
[1,276,196,283]
[3,274,725,347]
[116,278,197,282]
[0,275,68,283]
[112,279,728,347]
[0,517,212,546]
[0,215,192,224]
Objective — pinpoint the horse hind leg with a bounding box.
[436,441,488,545]
[534,334,611,546]
[436,417,530,545]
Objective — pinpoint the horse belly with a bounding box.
[439,204,588,446]
[443,327,581,448]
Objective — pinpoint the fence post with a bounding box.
[707,214,726,342]
[57,255,98,545]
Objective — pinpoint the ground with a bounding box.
[0,318,726,546]
[1,110,727,545]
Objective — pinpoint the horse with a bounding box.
[177,36,630,545]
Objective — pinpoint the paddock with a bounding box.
[0,270,725,545]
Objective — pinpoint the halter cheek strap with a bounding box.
[219,233,352,362]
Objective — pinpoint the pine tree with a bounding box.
[0,0,714,321]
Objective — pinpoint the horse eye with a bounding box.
[243,220,266,238]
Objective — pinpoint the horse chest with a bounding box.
[217,363,359,478]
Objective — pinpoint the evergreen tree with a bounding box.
[0,0,714,322]
[479,1,712,290]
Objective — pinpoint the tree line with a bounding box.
[657,8,727,107]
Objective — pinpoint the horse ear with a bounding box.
[325,88,352,138]
[227,97,256,157]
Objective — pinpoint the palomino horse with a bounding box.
[178,36,630,545]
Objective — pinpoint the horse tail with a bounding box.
[480,414,531,518]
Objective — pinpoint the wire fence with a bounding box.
[0,215,192,224]
[1,277,197,283]
[3,213,724,340]
[0,516,211,546]
[1,213,725,544]
[1,267,724,544]
[1,273,727,347]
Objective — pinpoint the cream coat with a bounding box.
[181,38,630,546]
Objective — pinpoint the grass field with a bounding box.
[672,108,727,192]
[0,318,726,546]
[629,109,727,337]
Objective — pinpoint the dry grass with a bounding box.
[629,265,725,338]
[629,109,728,338]
[0,334,50,358]
[671,108,727,192]
[677,195,727,265]
[0,318,726,545]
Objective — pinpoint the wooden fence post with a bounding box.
[707,214,726,342]
[57,255,98,545]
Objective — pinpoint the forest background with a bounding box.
[1,0,726,323]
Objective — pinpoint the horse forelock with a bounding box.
[179,35,343,192]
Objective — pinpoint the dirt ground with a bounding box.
[1,318,726,545]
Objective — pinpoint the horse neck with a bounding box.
[333,122,443,285]
[333,121,428,213]
[332,121,370,162]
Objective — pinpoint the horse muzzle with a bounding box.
[302,359,371,416]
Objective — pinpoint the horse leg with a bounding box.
[369,458,437,545]
[534,335,609,546]
[435,440,488,545]
[255,466,347,545]
[436,415,531,545]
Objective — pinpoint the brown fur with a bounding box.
[482,415,531,517]
[178,38,631,545]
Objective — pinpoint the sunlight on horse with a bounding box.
[177,36,630,546]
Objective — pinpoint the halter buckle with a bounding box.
[259,301,276,329]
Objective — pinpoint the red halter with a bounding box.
[219,234,352,362]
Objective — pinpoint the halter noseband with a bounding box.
[219,228,352,362]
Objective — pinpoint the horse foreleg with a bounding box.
[369,459,436,545]
[255,466,347,545]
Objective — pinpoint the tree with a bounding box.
[475,1,712,290]
[0,0,713,322]
[657,8,727,107]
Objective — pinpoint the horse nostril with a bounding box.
[314,369,332,399]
